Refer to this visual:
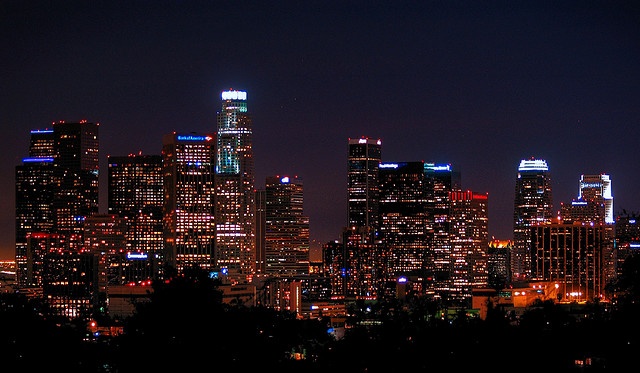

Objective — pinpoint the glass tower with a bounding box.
[214,89,256,284]
[264,175,310,276]
[162,132,215,277]
[513,158,553,281]
[108,154,164,281]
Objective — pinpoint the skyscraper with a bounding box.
[347,137,382,229]
[378,161,429,296]
[264,175,310,276]
[424,162,460,294]
[162,132,216,277]
[15,121,99,286]
[513,158,553,281]
[345,136,382,299]
[214,89,256,284]
[108,154,164,281]
[449,190,489,306]
[52,120,100,251]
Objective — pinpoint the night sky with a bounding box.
[2,1,639,260]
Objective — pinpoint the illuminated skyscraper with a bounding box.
[344,136,382,299]
[53,120,100,250]
[513,158,553,281]
[214,89,256,284]
[15,121,99,286]
[108,154,164,281]
[162,132,216,276]
[449,190,489,306]
[264,175,310,276]
[378,161,429,296]
[348,137,382,228]
[424,162,460,294]
[560,173,616,284]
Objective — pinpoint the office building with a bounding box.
[214,89,256,284]
[378,161,430,298]
[531,222,608,302]
[15,121,99,286]
[108,154,164,280]
[513,158,553,281]
[52,120,100,251]
[264,175,310,276]
[449,190,489,306]
[345,136,382,299]
[424,162,460,295]
[162,132,216,277]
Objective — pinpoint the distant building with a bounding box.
[108,154,164,281]
[344,136,382,299]
[449,190,489,306]
[513,158,553,281]
[487,239,512,289]
[378,161,430,298]
[264,175,310,276]
[214,89,256,284]
[424,162,460,296]
[531,222,608,302]
[162,132,216,276]
[15,121,99,286]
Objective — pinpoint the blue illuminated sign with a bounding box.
[177,135,211,142]
[127,252,148,260]
[281,176,290,183]
[23,157,54,163]
[30,129,53,134]
[379,163,399,169]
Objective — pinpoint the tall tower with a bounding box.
[344,137,382,299]
[378,161,429,297]
[513,158,553,281]
[347,137,382,228]
[424,162,460,295]
[264,175,310,276]
[108,153,164,281]
[579,174,614,224]
[15,121,99,286]
[449,190,489,306]
[214,89,256,284]
[53,120,100,250]
[162,132,216,277]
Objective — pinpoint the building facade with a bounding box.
[513,158,553,281]
[162,132,216,277]
[108,154,164,281]
[264,175,310,276]
[214,89,256,284]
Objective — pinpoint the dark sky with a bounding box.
[2,0,639,260]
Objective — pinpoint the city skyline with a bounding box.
[2,1,640,260]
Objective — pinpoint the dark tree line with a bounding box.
[3,254,640,372]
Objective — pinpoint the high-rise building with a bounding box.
[424,162,460,294]
[531,222,608,302]
[560,173,616,284]
[378,161,430,297]
[513,158,553,281]
[162,132,216,277]
[15,121,99,286]
[615,212,640,278]
[15,155,56,286]
[487,239,512,289]
[347,137,382,229]
[108,154,164,281]
[344,136,382,299]
[52,120,100,250]
[264,175,310,276]
[214,89,256,284]
[449,190,489,306]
